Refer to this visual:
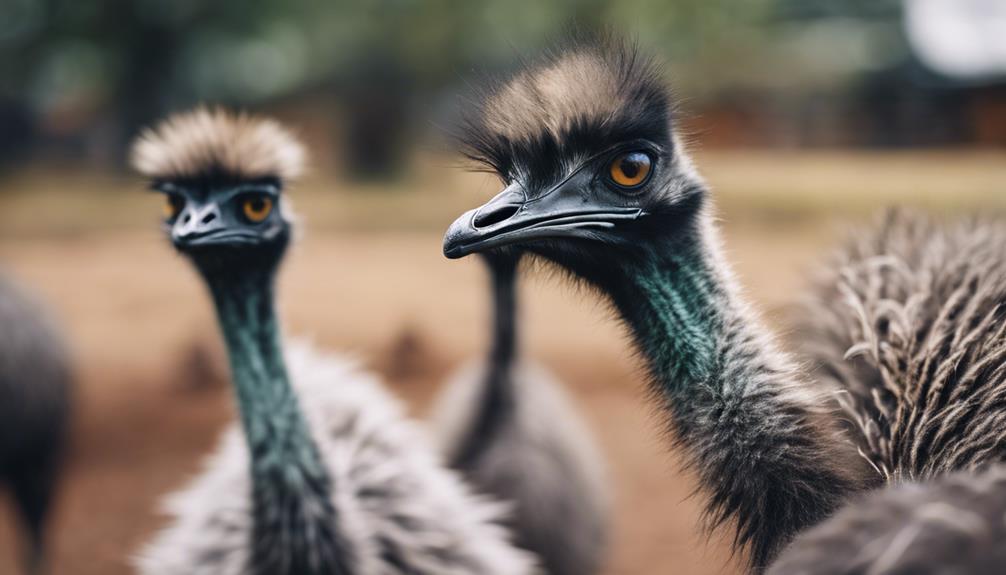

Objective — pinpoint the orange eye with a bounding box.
[242,195,273,223]
[164,194,184,221]
[608,152,652,189]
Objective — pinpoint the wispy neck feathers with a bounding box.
[599,220,870,570]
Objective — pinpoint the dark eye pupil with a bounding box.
[250,198,264,212]
[620,159,640,178]
[619,152,649,179]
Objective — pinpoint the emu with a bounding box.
[442,38,874,571]
[0,272,72,575]
[131,108,536,575]
[444,38,1006,572]
[432,252,609,575]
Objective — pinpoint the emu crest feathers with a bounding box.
[131,107,305,182]
[460,38,672,188]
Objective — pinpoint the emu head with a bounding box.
[444,39,709,281]
[131,108,305,273]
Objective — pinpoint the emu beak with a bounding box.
[170,201,262,250]
[171,201,227,248]
[443,176,645,259]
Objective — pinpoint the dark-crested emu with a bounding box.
[442,38,876,569]
[0,272,72,574]
[444,38,1006,573]
[130,108,536,575]
[441,38,876,571]
[432,252,609,575]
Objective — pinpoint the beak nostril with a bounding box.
[183,214,192,224]
[201,212,217,225]
[473,204,520,229]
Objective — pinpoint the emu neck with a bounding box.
[487,255,518,382]
[599,219,864,571]
[207,271,322,477]
[451,255,519,470]
[203,264,350,574]
[612,235,723,391]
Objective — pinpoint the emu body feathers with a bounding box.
[798,210,1006,481]
[770,463,1006,575]
[138,343,535,575]
[0,272,71,574]
[770,210,1006,573]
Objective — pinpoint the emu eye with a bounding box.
[164,194,185,221]
[241,195,273,223]
[608,152,652,189]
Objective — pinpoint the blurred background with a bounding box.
[0,0,1004,573]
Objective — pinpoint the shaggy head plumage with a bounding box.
[459,37,673,191]
[131,107,306,183]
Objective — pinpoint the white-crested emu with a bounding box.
[0,272,72,574]
[442,39,876,571]
[432,252,609,575]
[131,108,536,575]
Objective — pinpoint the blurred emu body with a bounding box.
[0,271,71,574]
[432,253,609,575]
[130,108,535,575]
[769,463,1006,574]
[444,38,1006,572]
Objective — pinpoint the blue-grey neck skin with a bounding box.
[450,253,520,470]
[195,248,355,575]
[576,212,867,571]
[487,253,519,376]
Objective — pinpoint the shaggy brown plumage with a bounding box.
[795,209,1006,482]
[131,107,305,182]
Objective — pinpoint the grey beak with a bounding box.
[172,202,224,247]
[443,178,644,259]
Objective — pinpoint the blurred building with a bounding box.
[0,0,1003,176]
[692,0,1006,147]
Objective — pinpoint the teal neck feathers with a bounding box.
[598,219,864,570]
[203,263,353,574]
[619,235,724,393]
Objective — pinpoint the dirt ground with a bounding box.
[0,151,1003,574]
